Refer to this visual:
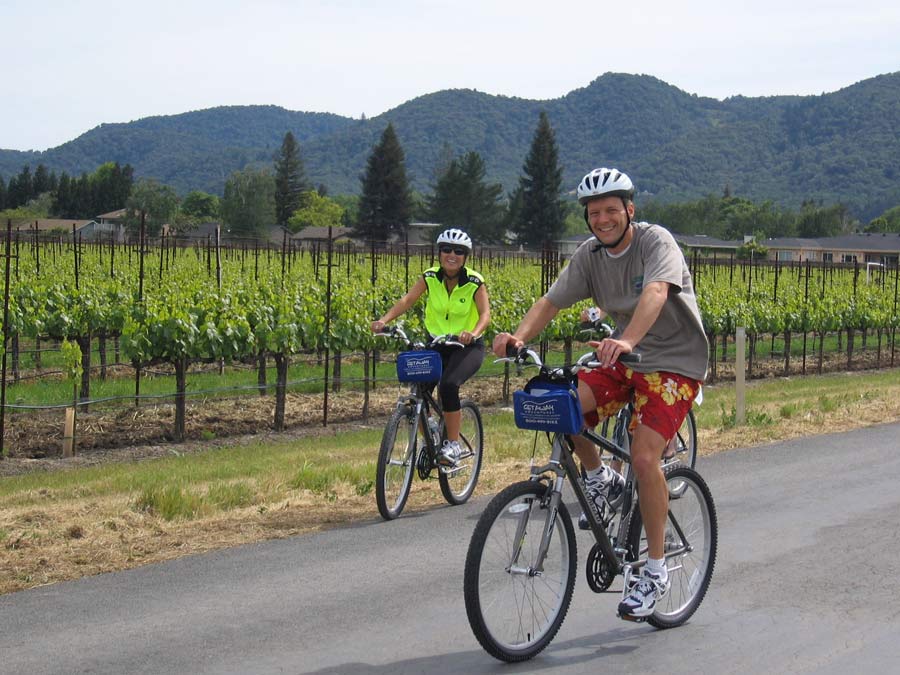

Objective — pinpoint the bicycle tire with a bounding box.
[439,400,484,505]
[666,408,697,469]
[665,408,697,497]
[625,464,717,629]
[464,481,577,663]
[375,405,418,520]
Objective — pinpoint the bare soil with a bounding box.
[0,377,515,477]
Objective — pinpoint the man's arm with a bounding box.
[591,281,670,366]
[492,297,560,356]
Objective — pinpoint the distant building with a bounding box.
[12,218,95,237]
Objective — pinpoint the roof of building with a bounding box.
[11,219,94,232]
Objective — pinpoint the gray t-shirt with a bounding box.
[545,222,708,381]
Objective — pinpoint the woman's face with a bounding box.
[439,244,467,276]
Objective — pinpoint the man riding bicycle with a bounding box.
[493,168,708,619]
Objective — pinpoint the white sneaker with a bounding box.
[618,568,669,619]
[578,467,625,530]
[438,440,461,468]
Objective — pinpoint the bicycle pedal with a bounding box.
[440,463,466,476]
[617,612,647,623]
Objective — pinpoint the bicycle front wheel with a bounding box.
[375,405,418,520]
[625,464,717,629]
[464,481,576,662]
[439,400,484,505]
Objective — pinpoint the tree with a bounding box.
[92,162,133,214]
[511,112,565,248]
[427,151,505,243]
[356,123,412,241]
[32,164,53,195]
[0,175,6,211]
[865,205,900,233]
[124,179,179,237]
[331,194,360,228]
[6,166,32,209]
[221,168,276,236]
[287,191,345,232]
[274,131,308,226]
[796,201,853,238]
[181,191,220,220]
[736,239,769,261]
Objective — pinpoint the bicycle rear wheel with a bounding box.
[375,405,417,520]
[439,400,484,505]
[464,481,576,662]
[666,408,697,469]
[625,464,717,628]
[666,408,697,497]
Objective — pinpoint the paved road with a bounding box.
[2,422,899,674]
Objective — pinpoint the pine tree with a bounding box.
[427,151,504,243]
[0,175,7,211]
[512,112,565,248]
[7,166,33,209]
[274,131,308,226]
[222,168,276,235]
[52,173,71,217]
[356,123,412,241]
[32,164,52,195]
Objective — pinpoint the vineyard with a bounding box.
[0,225,898,458]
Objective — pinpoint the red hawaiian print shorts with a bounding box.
[578,361,700,442]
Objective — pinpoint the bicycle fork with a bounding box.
[506,479,564,578]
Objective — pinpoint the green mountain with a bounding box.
[2,72,899,219]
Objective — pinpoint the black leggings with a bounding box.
[433,342,484,412]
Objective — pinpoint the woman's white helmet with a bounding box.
[577,168,635,205]
[436,228,473,252]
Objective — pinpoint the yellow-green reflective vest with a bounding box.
[423,266,484,336]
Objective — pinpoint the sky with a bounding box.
[2,0,899,152]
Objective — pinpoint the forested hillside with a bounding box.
[2,72,898,219]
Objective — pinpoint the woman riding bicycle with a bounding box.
[371,228,491,468]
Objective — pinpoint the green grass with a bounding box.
[4,350,514,408]
[2,369,898,524]
[709,331,895,362]
[697,368,899,432]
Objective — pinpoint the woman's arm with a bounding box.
[370,277,427,333]
[460,284,491,344]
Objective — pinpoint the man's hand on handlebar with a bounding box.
[371,320,387,334]
[492,332,523,358]
[588,337,635,368]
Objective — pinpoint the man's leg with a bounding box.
[572,379,602,469]
[630,424,668,560]
[617,423,670,619]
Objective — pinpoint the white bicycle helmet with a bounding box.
[436,228,473,252]
[576,168,635,205]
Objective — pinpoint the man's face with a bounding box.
[586,195,634,247]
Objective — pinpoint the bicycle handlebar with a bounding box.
[578,320,614,340]
[495,345,641,378]
[375,325,469,350]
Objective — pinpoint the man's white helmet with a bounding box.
[577,168,635,205]
[436,228,473,252]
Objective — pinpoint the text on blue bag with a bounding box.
[513,382,584,434]
[397,350,442,382]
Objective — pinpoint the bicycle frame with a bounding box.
[520,419,693,582]
[396,382,443,463]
